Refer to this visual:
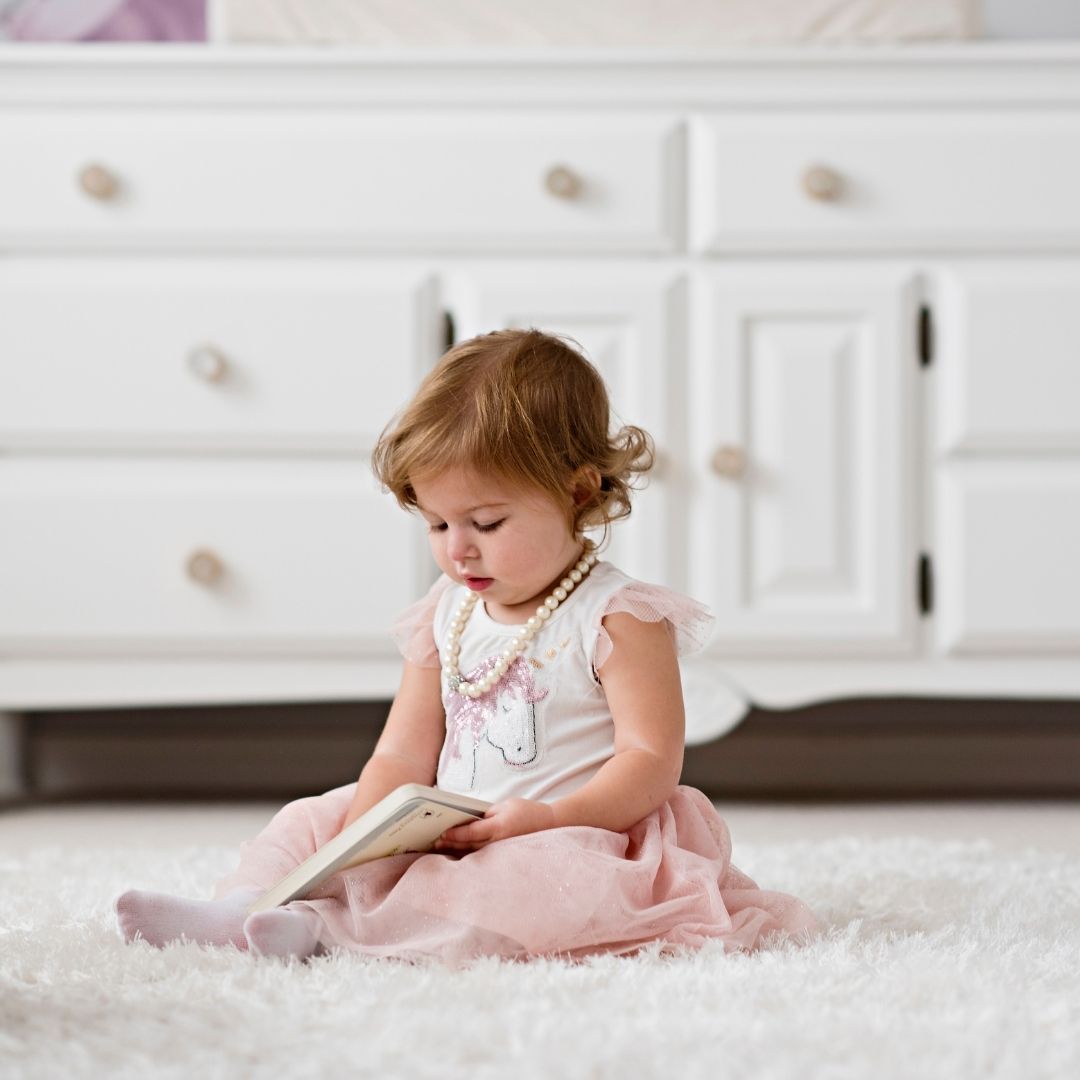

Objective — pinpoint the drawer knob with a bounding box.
[544,165,584,200]
[186,549,225,586]
[801,164,843,202]
[187,344,229,384]
[710,445,746,479]
[78,163,120,201]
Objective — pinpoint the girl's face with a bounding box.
[412,466,586,624]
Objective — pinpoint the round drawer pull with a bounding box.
[544,165,584,200]
[801,164,843,202]
[186,549,225,586]
[711,445,747,479]
[78,163,120,201]
[186,344,229,384]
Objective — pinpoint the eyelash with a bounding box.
[428,519,505,534]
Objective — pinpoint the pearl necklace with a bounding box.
[443,541,599,698]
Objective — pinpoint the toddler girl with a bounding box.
[115,328,820,965]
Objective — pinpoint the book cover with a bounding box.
[247,783,491,914]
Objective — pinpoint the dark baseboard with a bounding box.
[8,695,1080,804]
[678,695,1080,800]
[17,701,389,803]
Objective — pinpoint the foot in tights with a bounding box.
[242,907,324,961]
[114,887,262,950]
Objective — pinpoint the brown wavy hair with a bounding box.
[371,328,654,547]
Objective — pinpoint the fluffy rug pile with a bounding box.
[2,833,1078,1078]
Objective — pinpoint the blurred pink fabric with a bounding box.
[212,783,822,967]
[591,577,715,670]
[3,0,204,41]
[389,574,454,668]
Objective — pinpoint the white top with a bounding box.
[422,561,713,803]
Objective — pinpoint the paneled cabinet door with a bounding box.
[933,260,1080,655]
[447,264,681,587]
[689,264,921,655]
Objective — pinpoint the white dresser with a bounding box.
[2,44,1079,775]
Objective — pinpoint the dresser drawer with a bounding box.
[0,110,681,252]
[936,260,1080,455]
[0,259,435,449]
[694,111,1080,252]
[0,459,424,652]
[936,462,1080,655]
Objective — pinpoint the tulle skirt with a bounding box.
[212,783,821,967]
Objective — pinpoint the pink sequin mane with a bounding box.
[444,655,549,767]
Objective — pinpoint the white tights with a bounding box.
[114,887,325,960]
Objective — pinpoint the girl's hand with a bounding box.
[433,797,557,852]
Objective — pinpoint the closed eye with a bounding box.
[426,519,505,534]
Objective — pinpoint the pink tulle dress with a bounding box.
[212,562,821,966]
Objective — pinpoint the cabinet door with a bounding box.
[933,260,1080,654]
[690,264,920,654]
[447,264,681,586]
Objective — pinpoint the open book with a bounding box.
[247,783,492,914]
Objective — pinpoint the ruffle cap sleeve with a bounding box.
[388,574,455,668]
[593,580,715,672]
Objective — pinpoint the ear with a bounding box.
[569,466,602,507]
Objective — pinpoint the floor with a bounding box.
[2,799,1079,855]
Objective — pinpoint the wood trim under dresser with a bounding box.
[6,697,1080,803]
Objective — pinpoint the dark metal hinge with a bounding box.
[918,305,933,368]
[918,553,933,615]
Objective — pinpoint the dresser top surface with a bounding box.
[2,42,1079,105]
[2,41,1080,63]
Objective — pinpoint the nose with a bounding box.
[445,527,479,564]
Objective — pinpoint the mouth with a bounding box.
[464,576,494,591]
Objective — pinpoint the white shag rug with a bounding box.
[2,835,1079,1079]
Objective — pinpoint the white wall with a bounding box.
[981,0,1080,38]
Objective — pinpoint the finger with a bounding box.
[455,817,497,841]
[438,821,491,845]
[434,836,487,852]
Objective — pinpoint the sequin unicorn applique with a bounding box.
[441,655,549,790]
